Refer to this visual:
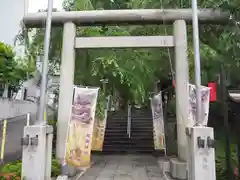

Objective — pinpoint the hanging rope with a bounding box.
[159,0,192,131]
[160,0,175,82]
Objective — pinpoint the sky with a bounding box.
[0,0,63,45]
[0,0,64,56]
[28,0,63,12]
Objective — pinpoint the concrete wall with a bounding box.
[0,98,38,120]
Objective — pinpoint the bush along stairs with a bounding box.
[102,107,156,154]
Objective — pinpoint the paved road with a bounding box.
[0,114,36,163]
[79,155,163,180]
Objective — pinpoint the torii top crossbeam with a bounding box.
[23,9,229,27]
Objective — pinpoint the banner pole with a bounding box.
[0,120,7,164]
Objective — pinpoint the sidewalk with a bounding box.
[72,155,164,180]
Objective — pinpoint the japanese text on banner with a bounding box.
[65,86,99,168]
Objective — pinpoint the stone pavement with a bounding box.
[78,155,164,180]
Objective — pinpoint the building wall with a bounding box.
[0,0,26,45]
[0,98,37,119]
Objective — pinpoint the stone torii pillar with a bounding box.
[56,22,76,160]
[173,20,190,162]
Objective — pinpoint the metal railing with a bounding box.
[127,103,132,138]
[0,113,33,165]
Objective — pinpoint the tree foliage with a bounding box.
[0,42,30,89]
[17,0,240,107]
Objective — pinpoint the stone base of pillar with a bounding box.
[60,164,78,177]
[158,157,187,180]
[170,158,187,180]
[157,158,170,173]
[59,162,88,178]
[56,175,68,180]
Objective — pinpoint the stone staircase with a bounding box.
[102,107,155,153]
[103,110,129,153]
[130,107,155,153]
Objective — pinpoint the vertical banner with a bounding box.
[188,84,210,126]
[150,92,166,150]
[92,96,110,151]
[91,113,107,151]
[65,86,99,168]
[208,82,217,102]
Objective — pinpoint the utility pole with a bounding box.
[187,1,216,180]
[192,0,202,124]
[21,0,54,179]
[38,0,54,124]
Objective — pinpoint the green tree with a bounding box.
[18,0,240,108]
[0,42,31,97]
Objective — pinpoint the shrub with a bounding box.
[0,158,60,178]
[215,130,238,180]
[216,156,228,180]
[0,161,22,179]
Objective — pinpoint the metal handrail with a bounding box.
[127,104,131,138]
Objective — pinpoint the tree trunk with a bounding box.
[2,83,9,98]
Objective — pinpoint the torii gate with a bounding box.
[23,8,229,179]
